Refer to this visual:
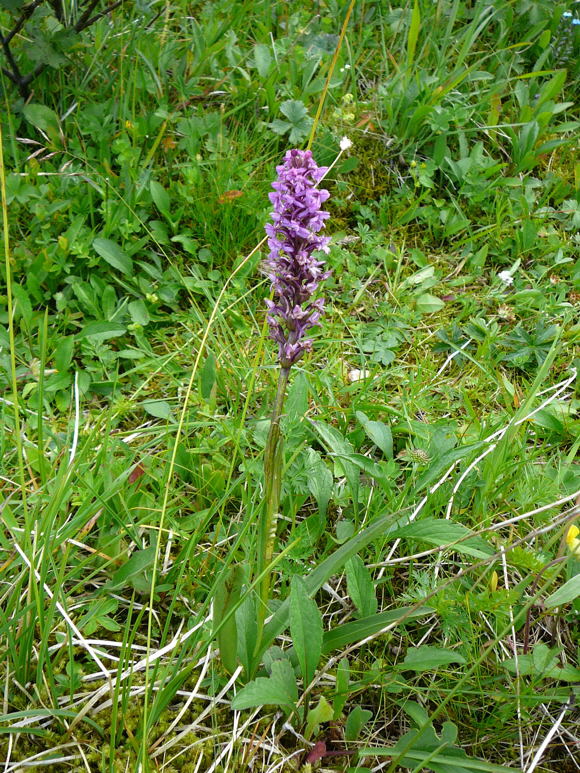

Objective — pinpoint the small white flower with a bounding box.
[347,368,370,383]
[340,136,352,151]
[498,270,514,286]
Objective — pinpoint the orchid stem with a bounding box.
[255,365,290,651]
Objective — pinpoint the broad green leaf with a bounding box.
[200,352,217,401]
[333,657,350,719]
[236,595,258,677]
[391,517,494,559]
[231,659,297,711]
[400,646,466,671]
[259,512,413,661]
[54,336,74,373]
[407,0,421,68]
[107,547,156,591]
[305,448,333,520]
[22,103,60,142]
[345,555,377,618]
[289,577,322,685]
[545,575,580,608]
[305,695,334,740]
[93,238,134,276]
[345,706,373,742]
[78,321,126,342]
[213,565,245,674]
[0,0,27,9]
[254,43,272,77]
[142,400,172,419]
[416,293,445,314]
[128,300,150,326]
[150,180,171,218]
[322,606,434,655]
[311,420,359,506]
[415,442,484,491]
[356,411,393,458]
[11,284,33,327]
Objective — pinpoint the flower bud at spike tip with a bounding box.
[264,149,331,367]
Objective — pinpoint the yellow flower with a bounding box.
[565,524,580,557]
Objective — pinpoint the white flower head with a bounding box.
[340,136,352,151]
[498,270,514,286]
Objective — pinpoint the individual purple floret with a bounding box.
[264,148,331,368]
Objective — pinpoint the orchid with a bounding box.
[264,149,331,367]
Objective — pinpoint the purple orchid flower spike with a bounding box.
[264,149,331,368]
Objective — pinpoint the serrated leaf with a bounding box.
[280,99,309,123]
[400,645,466,671]
[289,576,322,685]
[231,659,297,711]
[346,555,377,618]
[93,238,134,276]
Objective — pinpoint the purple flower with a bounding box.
[264,149,331,367]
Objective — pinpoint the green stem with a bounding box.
[255,365,290,649]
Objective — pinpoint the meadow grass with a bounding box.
[0,0,579,771]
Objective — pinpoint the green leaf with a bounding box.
[200,352,217,401]
[254,43,272,77]
[400,646,466,671]
[345,555,377,618]
[545,575,580,609]
[311,420,359,507]
[236,595,258,677]
[259,513,413,661]
[107,547,156,591]
[231,659,297,711]
[333,657,350,719]
[391,517,494,559]
[0,0,26,9]
[305,695,334,740]
[305,448,333,521]
[22,103,61,142]
[93,238,134,276]
[11,284,33,327]
[142,400,172,420]
[356,411,393,459]
[150,180,171,219]
[322,606,434,655]
[128,300,150,326]
[78,321,126,342]
[269,100,313,143]
[213,565,244,674]
[289,577,322,685]
[54,336,74,373]
[345,706,373,742]
[407,0,421,68]
[416,293,445,313]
